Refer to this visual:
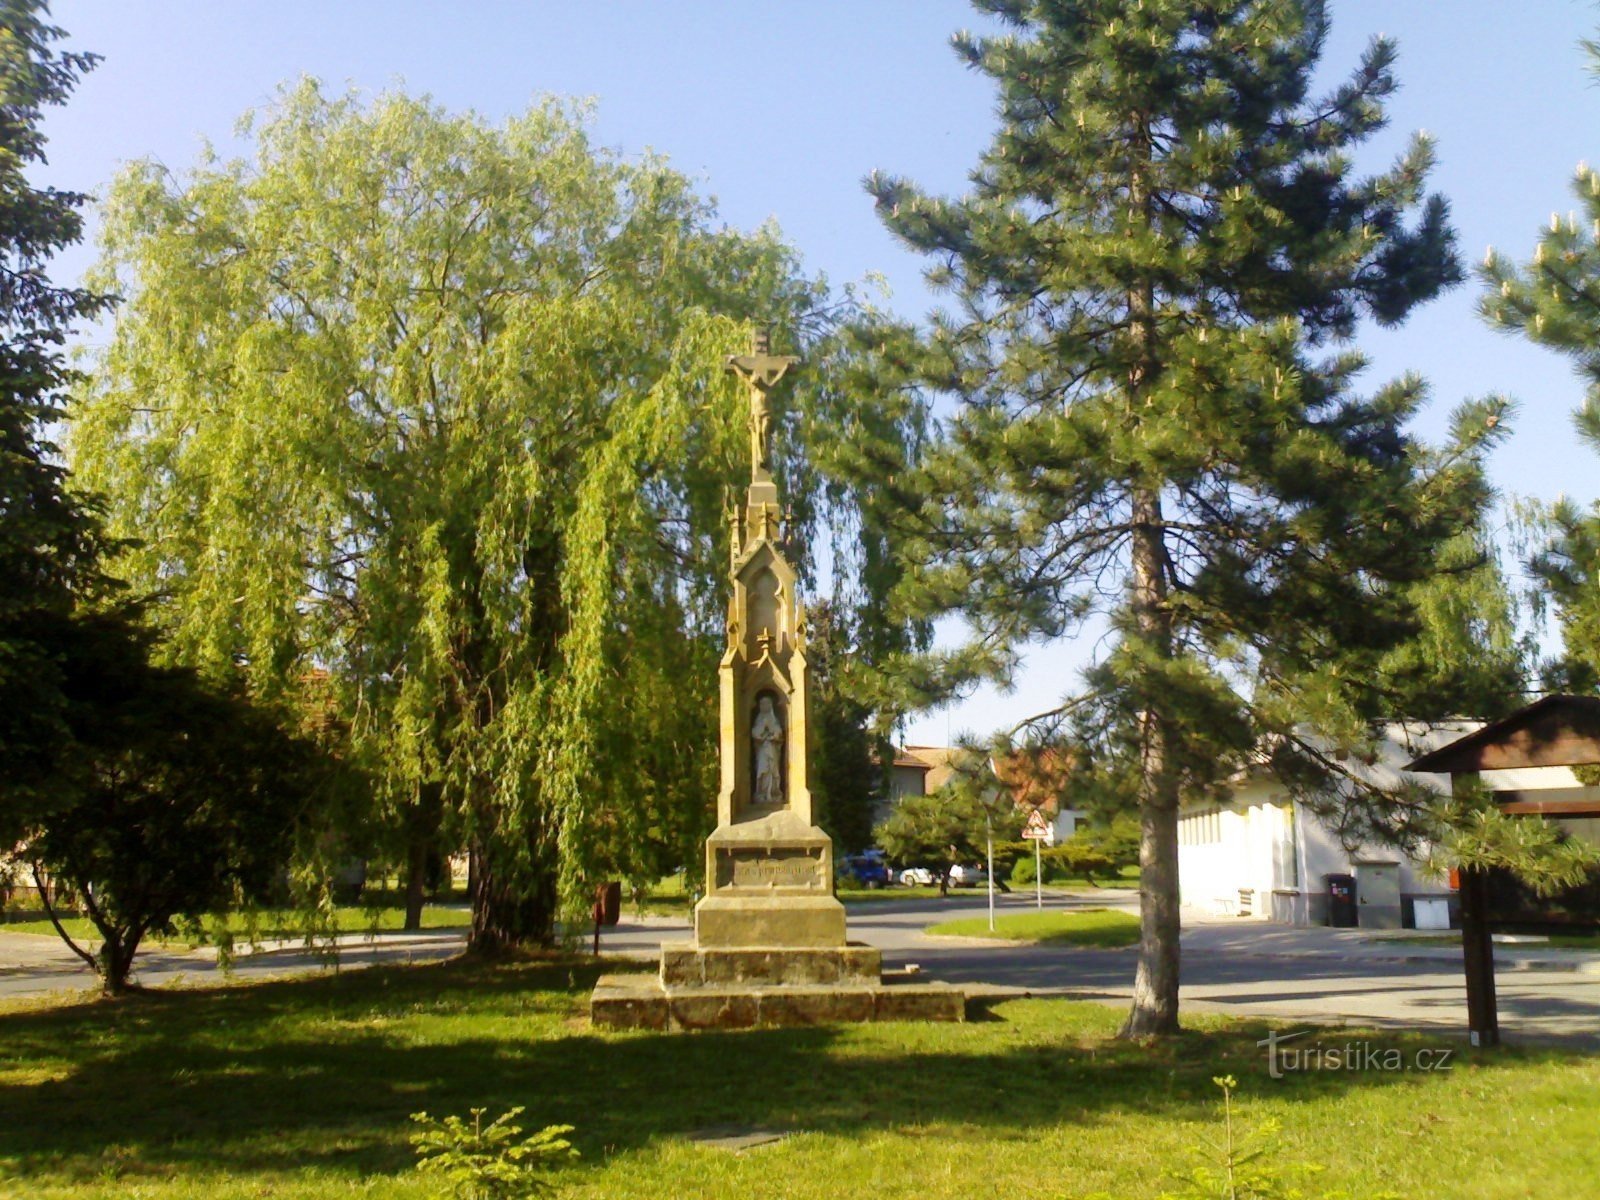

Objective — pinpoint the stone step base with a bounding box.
[659,941,883,988]
[591,973,967,1031]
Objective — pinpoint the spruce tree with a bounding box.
[870,0,1497,1035]
[0,1,116,832]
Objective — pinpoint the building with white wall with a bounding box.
[1179,720,1600,927]
[1179,723,1469,927]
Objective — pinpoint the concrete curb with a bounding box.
[1182,943,1600,975]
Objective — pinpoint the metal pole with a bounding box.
[1035,836,1043,910]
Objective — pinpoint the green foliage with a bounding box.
[875,766,1021,887]
[73,80,917,947]
[410,1107,576,1200]
[875,788,986,884]
[806,602,887,854]
[1046,841,1115,883]
[1007,846,1054,885]
[19,625,327,993]
[1011,832,1131,886]
[1425,781,1598,896]
[1160,1075,1360,1200]
[0,0,118,834]
[1481,41,1600,691]
[1369,530,1530,720]
[867,1,1499,1031]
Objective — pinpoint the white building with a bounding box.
[1178,720,1600,927]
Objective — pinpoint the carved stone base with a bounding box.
[660,940,881,988]
[693,894,847,949]
[591,972,967,1030]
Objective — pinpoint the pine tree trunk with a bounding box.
[1458,865,1500,1047]
[1121,488,1183,1039]
[1119,112,1182,1038]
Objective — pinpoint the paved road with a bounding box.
[602,889,1600,1044]
[0,928,465,1001]
[4,889,1597,1044]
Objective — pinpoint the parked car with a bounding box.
[896,866,937,887]
[948,864,989,888]
[837,852,890,889]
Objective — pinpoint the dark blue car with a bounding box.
[837,851,890,889]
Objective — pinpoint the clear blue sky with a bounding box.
[40,0,1600,743]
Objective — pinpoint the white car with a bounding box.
[896,866,937,887]
[947,864,989,888]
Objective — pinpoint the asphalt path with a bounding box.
[4,888,1597,1044]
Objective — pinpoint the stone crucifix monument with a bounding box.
[591,333,964,1029]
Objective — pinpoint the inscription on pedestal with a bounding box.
[715,846,826,890]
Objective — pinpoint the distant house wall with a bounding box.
[1178,723,1476,926]
[1050,808,1088,842]
[873,753,932,829]
[1178,788,1295,919]
[889,763,928,800]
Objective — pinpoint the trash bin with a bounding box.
[595,881,621,927]
[1327,873,1357,927]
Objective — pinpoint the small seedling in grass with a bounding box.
[1156,1075,1407,1200]
[1162,1075,1309,1200]
[410,1107,577,1199]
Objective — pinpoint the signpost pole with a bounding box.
[1022,807,1050,911]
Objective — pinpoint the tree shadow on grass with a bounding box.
[0,956,1591,1187]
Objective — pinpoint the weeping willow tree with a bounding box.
[73,81,916,950]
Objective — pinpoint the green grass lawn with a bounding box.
[0,904,470,947]
[0,957,1594,1199]
[926,907,1142,947]
[1544,931,1600,949]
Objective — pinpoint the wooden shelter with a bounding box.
[1408,694,1600,779]
[1406,694,1600,1047]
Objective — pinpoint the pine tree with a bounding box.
[870,0,1498,1035]
[1481,38,1600,689]
[0,1,117,834]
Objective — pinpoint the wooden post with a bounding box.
[1449,771,1499,1048]
[1458,863,1499,1048]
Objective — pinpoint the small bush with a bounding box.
[1008,853,1056,886]
[410,1107,577,1199]
[1045,842,1117,883]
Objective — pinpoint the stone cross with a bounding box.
[726,330,798,483]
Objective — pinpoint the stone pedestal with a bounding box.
[588,334,966,1031]
[697,809,844,947]
[660,942,881,987]
[591,970,967,1031]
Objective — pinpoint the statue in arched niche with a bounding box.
[751,693,785,806]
